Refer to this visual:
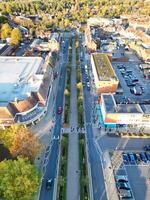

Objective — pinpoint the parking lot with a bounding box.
[126,165,150,200]
[111,150,150,200]
[112,61,150,103]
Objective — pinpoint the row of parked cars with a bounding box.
[82,65,91,91]
[117,65,143,95]
[115,175,133,199]
[122,151,150,165]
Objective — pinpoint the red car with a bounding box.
[57,106,62,114]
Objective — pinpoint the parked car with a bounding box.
[117,65,124,69]
[130,88,134,94]
[118,189,132,199]
[134,153,141,163]
[116,182,130,190]
[140,152,147,163]
[144,145,150,151]
[115,175,128,183]
[126,70,132,75]
[46,179,53,190]
[145,152,150,161]
[128,153,136,164]
[133,86,142,95]
[126,79,136,87]
[122,153,129,164]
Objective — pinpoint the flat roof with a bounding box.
[0,56,44,103]
[103,94,116,113]
[92,53,118,81]
[102,94,143,114]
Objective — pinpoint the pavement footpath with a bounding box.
[66,38,80,200]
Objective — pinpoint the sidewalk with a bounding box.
[66,39,80,200]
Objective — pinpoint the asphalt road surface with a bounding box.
[80,37,107,200]
[39,35,69,200]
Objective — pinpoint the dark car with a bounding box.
[115,175,128,183]
[122,153,129,164]
[134,153,141,163]
[54,72,58,79]
[46,179,53,190]
[126,80,136,87]
[144,145,150,151]
[57,106,62,114]
[130,88,134,94]
[140,152,147,163]
[116,182,130,190]
[145,152,150,161]
[128,153,136,164]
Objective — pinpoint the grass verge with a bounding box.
[63,46,72,125]
[76,40,84,127]
[56,134,69,200]
[79,134,90,200]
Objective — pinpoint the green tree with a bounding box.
[1,23,11,39]
[0,157,40,200]
[0,16,8,24]
[11,28,22,45]
[0,125,18,148]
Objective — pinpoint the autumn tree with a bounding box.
[10,126,42,163]
[11,28,22,45]
[1,23,11,39]
[0,157,40,200]
[0,125,42,163]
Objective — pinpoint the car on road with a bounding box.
[54,72,58,79]
[46,179,53,190]
[57,106,63,114]
[53,135,60,140]
[144,145,150,151]
[122,153,129,164]
[128,153,136,164]
[140,152,147,163]
[87,81,90,88]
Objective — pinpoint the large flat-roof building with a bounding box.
[91,53,119,94]
[99,94,150,128]
[0,56,53,128]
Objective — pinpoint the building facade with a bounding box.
[91,53,119,94]
[99,94,150,128]
[0,56,53,128]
